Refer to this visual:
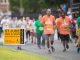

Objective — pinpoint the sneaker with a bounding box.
[66,45,69,49]
[17,47,21,50]
[42,46,45,49]
[38,45,41,49]
[63,49,66,52]
[51,46,55,52]
[48,49,51,54]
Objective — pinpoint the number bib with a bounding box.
[64,27,69,30]
[39,27,43,30]
[47,27,52,30]
[77,28,80,36]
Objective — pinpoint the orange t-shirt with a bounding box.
[41,15,55,34]
[56,16,71,35]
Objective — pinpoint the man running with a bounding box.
[35,15,44,49]
[41,9,55,53]
[30,18,35,44]
[1,16,11,30]
[56,12,71,52]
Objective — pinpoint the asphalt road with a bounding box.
[0,33,80,60]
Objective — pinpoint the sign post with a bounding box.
[4,28,24,45]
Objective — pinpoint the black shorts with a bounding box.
[26,31,30,36]
[0,27,3,33]
[60,34,69,42]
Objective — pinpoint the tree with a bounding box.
[9,0,67,13]
[9,0,46,13]
[9,0,20,12]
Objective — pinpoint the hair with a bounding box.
[61,12,66,15]
[46,9,51,12]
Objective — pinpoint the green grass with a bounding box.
[0,46,48,60]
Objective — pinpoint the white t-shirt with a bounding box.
[1,19,11,30]
[17,20,27,42]
[11,20,18,28]
[67,11,72,19]
[17,20,27,29]
[30,21,35,32]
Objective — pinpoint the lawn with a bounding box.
[0,46,48,60]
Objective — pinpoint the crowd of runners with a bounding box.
[0,9,80,54]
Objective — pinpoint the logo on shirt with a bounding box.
[45,18,53,25]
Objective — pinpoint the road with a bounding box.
[0,33,80,60]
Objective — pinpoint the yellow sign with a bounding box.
[4,28,24,45]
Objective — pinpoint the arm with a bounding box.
[76,18,79,34]
[53,17,56,31]
[41,17,45,26]
[68,17,72,28]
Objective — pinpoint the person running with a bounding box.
[17,17,27,49]
[11,16,18,28]
[11,16,21,50]
[41,9,55,53]
[56,12,71,52]
[55,13,61,40]
[1,16,11,30]
[38,15,45,48]
[20,17,27,44]
[35,15,44,49]
[30,18,35,44]
[76,15,80,53]
[26,19,31,42]
[71,13,78,43]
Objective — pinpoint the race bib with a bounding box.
[39,27,43,30]
[45,19,53,25]
[77,28,80,36]
[21,25,25,28]
[64,27,69,30]
[62,20,69,25]
[47,27,52,30]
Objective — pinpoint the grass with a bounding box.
[0,46,48,60]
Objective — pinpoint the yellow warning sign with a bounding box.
[4,28,24,45]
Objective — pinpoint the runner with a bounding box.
[20,17,27,44]
[55,13,61,40]
[41,9,55,53]
[1,16,11,30]
[16,17,22,50]
[39,15,45,48]
[56,12,71,52]
[30,18,35,44]
[17,17,27,50]
[11,16,18,28]
[71,13,78,43]
[76,15,80,53]
[26,19,31,42]
[11,16,21,50]
[35,15,44,49]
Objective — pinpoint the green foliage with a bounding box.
[9,0,66,13]
[9,0,20,12]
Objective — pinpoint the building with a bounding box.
[0,0,9,15]
[71,0,80,14]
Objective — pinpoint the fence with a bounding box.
[11,10,59,19]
